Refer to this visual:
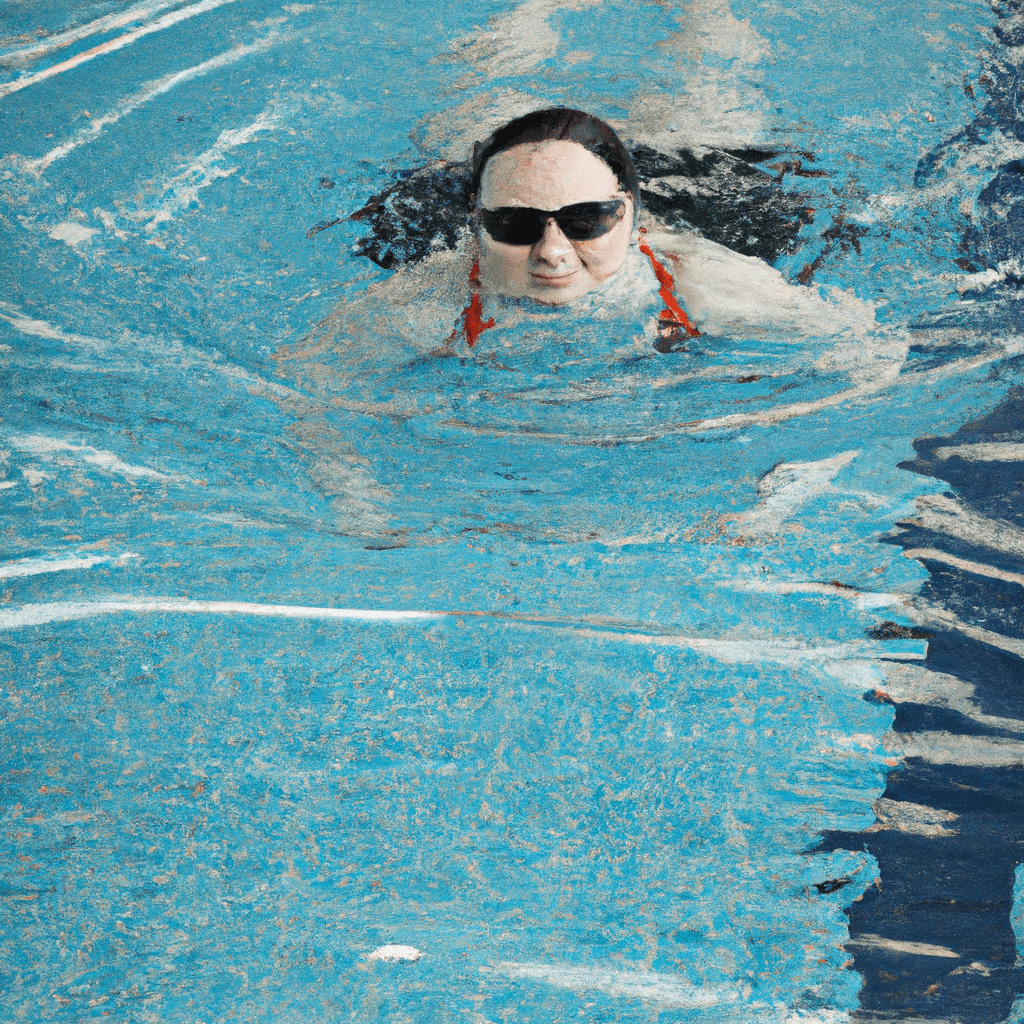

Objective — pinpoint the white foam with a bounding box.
[445,0,560,78]
[438,324,1018,448]
[0,304,104,347]
[12,434,176,481]
[128,109,282,230]
[368,945,423,962]
[647,228,883,342]
[21,468,52,488]
[628,0,771,151]
[47,222,98,247]
[740,451,859,534]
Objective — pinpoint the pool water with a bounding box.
[2,1,1023,1020]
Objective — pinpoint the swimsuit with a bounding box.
[451,232,700,349]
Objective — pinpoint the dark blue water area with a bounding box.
[819,384,1024,1022]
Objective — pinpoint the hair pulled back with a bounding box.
[471,107,638,203]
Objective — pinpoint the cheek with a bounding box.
[576,230,630,280]
[482,238,528,273]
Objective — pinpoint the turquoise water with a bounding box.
[2,1,1023,1020]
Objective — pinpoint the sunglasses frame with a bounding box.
[478,198,628,246]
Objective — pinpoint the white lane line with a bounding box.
[0,553,138,580]
[0,600,440,631]
[903,547,1024,589]
[0,0,185,65]
[19,34,281,175]
[485,963,737,1008]
[0,0,240,100]
[0,598,926,665]
[847,934,959,958]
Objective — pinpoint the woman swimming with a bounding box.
[292,105,881,392]
[458,107,699,346]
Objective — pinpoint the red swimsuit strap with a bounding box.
[449,259,496,348]
[450,244,699,347]
[637,230,701,338]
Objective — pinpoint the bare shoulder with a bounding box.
[640,218,879,339]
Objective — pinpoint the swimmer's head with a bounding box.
[471,108,638,304]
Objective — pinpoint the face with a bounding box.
[476,140,634,304]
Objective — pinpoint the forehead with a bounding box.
[479,140,621,210]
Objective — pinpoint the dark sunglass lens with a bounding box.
[558,214,604,240]
[481,200,624,245]
[555,201,625,240]
[482,209,544,245]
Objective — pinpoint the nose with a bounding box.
[530,217,575,267]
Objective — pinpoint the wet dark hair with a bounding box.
[471,107,639,204]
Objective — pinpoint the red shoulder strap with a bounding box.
[448,246,699,347]
[448,259,496,348]
[638,231,700,338]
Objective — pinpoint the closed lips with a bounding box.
[532,270,579,283]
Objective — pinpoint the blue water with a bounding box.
[2,1,1023,1020]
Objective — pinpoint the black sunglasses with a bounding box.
[479,199,627,246]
